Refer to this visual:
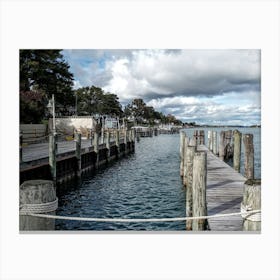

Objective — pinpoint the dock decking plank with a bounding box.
[198,145,246,231]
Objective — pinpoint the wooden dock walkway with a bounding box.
[198,145,246,231]
[22,139,93,162]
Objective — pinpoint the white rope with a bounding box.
[240,203,261,222]
[19,198,58,215]
[25,209,261,223]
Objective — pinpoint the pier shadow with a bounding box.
[208,197,243,215]
[207,179,236,190]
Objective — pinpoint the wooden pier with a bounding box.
[198,145,246,231]
[20,129,135,186]
[181,129,261,232]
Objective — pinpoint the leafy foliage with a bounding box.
[74,86,123,117]
[20,50,74,123]
[124,98,182,125]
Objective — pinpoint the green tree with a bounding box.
[74,86,123,117]
[20,49,74,123]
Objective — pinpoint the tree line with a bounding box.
[20,49,182,126]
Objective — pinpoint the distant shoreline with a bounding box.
[184,125,261,128]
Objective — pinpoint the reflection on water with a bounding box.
[55,127,261,230]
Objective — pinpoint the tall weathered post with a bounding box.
[115,129,120,157]
[189,137,196,146]
[124,128,128,153]
[193,130,200,146]
[182,136,189,186]
[219,131,225,160]
[20,131,23,163]
[199,130,205,145]
[213,131,218,155]
[75,132,82,180]
[94,131,99,168]
[19,180,57,230]
[180,131,186,177]
[210,131,214,152]
[185,145,196,230]
[243,134,254,179]
[192,151,208,231]
[49,133,57,184]
[90,129,93,146]
[224,130,233,159]
[233,130,242,172]
[241,179,261,231]
[207,131,211,150]
[101,127,104,144]
[105,131,111,162]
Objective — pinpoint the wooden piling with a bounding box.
[101,127,104,144]
[193,130,200,146]
[213,131,218,155]
[225,130,232,145]
[94,131,99,168]
[192,151,208,231]
[19,180,57,230]
[75,132,82,179]
[105,131,111,161]
[90,129,93,146]
[210,131,214,151]
[20,131,23,163]
[115,129,120,156]
[182,136,189,185]
[49,133,57,183]
[189,137,196,146]
[243,134,254,179]
[199,130,205,145]
[207,131,211,150]
[185,145,196,230]
[219,131,225,160]
[180,131,186,177]
[233,130,242,172]
[242,179,261,231]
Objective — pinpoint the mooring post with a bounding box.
[233,130,242,172]
[219,131,225,160]
[199,130,205,145]
[183,136,189,186]
[189,137,196,146]
[123,128,128,154]
[20,131,23,163]
[193,130,199,146]
[105,130,111,161]
[75,132,82,180]
[224,130,233,159]
[185,145,196,230]
[210,131,214,152]
[94,131,99,168]
[115,129,120,157]
[192,151,208,231]
[101,127,104,144]
[180,131,186,177]
[243,134,254,179]
[19,180,57,230]
[207,131,211,150]
[90,129,93,146]
[213,131,218,155]
[49,133,57,183]
[241,179,261,231]
[136,129,140,142]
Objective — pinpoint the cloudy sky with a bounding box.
[62,49,261,126]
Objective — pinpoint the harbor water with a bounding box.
[55,127,261,231]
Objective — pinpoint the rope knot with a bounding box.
[240,203,261,222]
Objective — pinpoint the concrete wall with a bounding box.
[49,116,97,136]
